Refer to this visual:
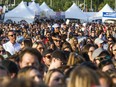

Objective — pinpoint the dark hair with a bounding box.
[52,50,67,62]
[1,60,19,74]
[22,39,33,48]
[81,61,98,70]
[19,48,42,63]
[42,49,53,57]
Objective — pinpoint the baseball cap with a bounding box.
[92,48,106,59]
[94,38,104,44]
[52,24,60,28]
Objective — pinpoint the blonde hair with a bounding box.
[67,52,85,66]
[68,66,100,87]
[44,69,63,85]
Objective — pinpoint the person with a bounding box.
[44,69,65,87]
[111,43,116,67]
[49,50,67,70]
[33,41,45,55]
[19,48,42,69]
[42,49,53,73]
[1,60,19,79]
[0,45,7,58]
[61,42,72,52]
[20,39,32,50]
[0,65,8,81]
[94,38,104,48]
[68,66,100,87]
[52,35,62,50]
[2,79,47,87]
[3,30,21,55]
[92,48,115,72]
[67,52,85,66]
[81,44,97,62]
[18,66,43,83]
[97,71,113,87]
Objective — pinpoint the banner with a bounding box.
[103,12,116,18]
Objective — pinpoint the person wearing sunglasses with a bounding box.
[92,48,115,72]
[42,49,53,76]
[3,30,21,55]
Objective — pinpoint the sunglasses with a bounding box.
[38,47,44,50]
[44,55,51,59]
[95,55,111,61]
[8,34,16,37]
[0,50,5,53]
[55,40,61,42]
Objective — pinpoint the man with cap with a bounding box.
[52,23,60,35]
[94,38,104,48]
[92,48,115,72]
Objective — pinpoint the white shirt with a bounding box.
[3,41,21,55]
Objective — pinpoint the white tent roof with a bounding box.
[65,3,87,20]
[92,4,114,19]
[40,2,53,12]
[4,1,35,23]
[28,1,42,15]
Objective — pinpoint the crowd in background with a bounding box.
[0,20,116,87]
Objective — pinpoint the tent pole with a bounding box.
[114,0,116,11]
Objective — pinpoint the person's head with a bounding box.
[97,71,113,87]
[0,65,8,80]
[61,42,72,52]
[68,66,100,87]
[42,49,53,67]
[91,30,96,37]
[21,39,32,49]
[92,48,114,71]
[49,50,67,70]
[81,61,98,70]
[53,35,61,48]
[33,41,45,55]
[107,36,115,45]
[0,45,6,55]
[19,48,42,69]
[18,66,43,83]
[112,43,116,56]
[67,52,85,66]
[44,69,65,87]
[2,79,46,87]
[94,38,104,48]
[53,24,60,33]
[88,44,97,62]
[8,30,16,43]
[1,60,18,79]
[86,38,93,44]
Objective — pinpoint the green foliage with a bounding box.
[10,0,115,11]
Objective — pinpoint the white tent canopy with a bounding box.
[92,4,114,20]
[40,2,53,12]
[65,3,87,21]
[28,1,42,15]
[40,2,54,18]
[4,1,35,23]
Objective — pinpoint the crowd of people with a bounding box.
[0,20,116,87]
